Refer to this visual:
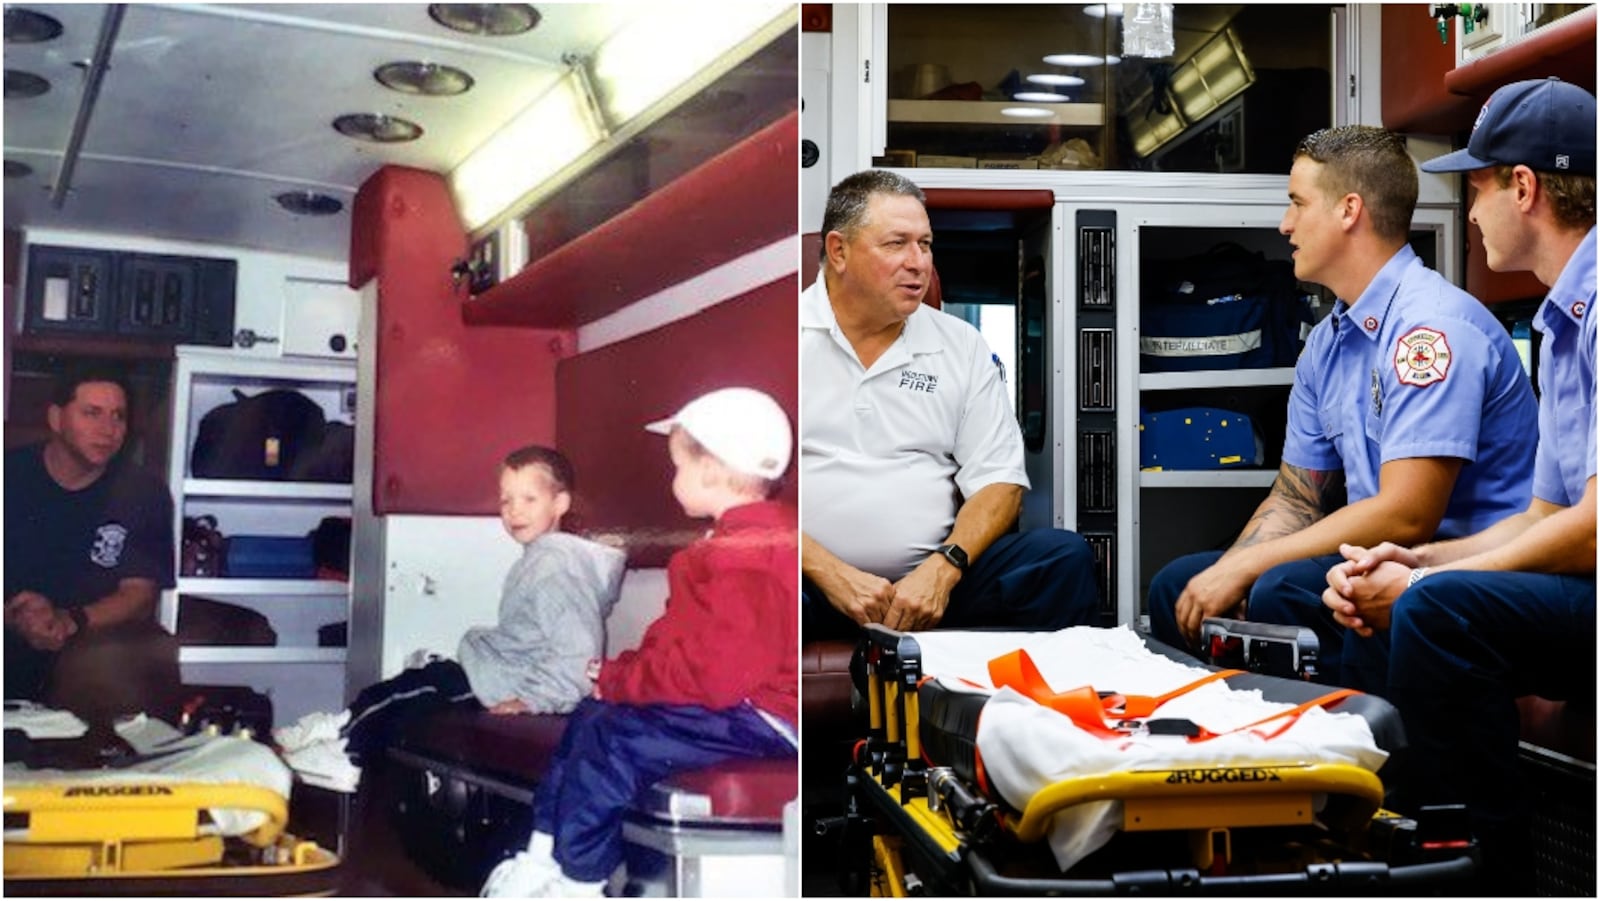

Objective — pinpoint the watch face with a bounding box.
[940,544,968,570]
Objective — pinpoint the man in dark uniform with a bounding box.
[5,365,176,707]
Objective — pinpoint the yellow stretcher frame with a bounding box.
[850,624,1476,896]
[4,780,338,882]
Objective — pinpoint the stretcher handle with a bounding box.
[4,781,289,848]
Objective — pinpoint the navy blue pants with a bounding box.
[532,698,796,883]
[1388,570,1595,894]
[342,659,480,764]
[1147,551,1389,693]
[802,529,1101,640]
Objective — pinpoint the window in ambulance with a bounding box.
[878,4,1335,175]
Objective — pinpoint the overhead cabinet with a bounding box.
[23,244,236,346]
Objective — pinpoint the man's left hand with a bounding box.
[6,593,76,651]
[885,555,960,632]
[1323,554,1410,637]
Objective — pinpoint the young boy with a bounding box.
[275,445,626,792]
[482,387,798,898]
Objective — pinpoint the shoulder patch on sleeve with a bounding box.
[1394,326,1452,387]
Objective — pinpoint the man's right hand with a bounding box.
[817,563,896,627]
[1173,561,1253,647]
[5,592,73,650]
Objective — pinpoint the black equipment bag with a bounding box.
[190,388,326,480]
[1141,243,1315,372]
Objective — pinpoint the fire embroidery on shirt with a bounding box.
[1394,327,1452,387]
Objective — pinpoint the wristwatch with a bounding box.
[1406,566,1431,587]
[935,543,969,573]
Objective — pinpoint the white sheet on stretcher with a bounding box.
[909,626,1388,872]
[4,713,292,838]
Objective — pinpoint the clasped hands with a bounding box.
[4,591,79,652]
[826,555,958,633]
[1322,542,1418,637]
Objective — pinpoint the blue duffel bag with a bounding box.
[1140,244,1314,372]
[1139,407,1264,470]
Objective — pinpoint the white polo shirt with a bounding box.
[801,275,1029,581]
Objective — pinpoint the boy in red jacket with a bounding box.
[482,387,797,898]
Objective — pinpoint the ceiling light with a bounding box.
[1105,55,1122,65]
[275,191,344,216]
[451,78,597,230]
[4,160,33,178]
[1027,73,1086,88]
[1083,4,1125,18]
[1043,53,1103,68]
[375,61,474,96]
[333,113,424,143]
[4,8,63,43]
[1001,107,1055,119]
[1013,91,1070,103]
[592,3,790,122]
[4,69,50,99]
[428,4,540,36]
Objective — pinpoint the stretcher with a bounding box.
[839,624,1478,896]
[3,708,339,896]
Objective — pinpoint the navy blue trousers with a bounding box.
[802,529,1101,640]
[532,698,796,883]
[1388,570,1595,894]
[1147,550,1389,693]
[342,659,479,764]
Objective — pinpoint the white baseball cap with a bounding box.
[645,387,793,479]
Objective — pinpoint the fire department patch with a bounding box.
[1394,327,1452,387]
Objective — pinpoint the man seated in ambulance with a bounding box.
[5,365,178,717]
[1147,126,1539,694]
[801,170,1100,638]
[1324,77,1596,896]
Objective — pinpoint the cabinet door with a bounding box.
[117,254,197,340]
[282,278,359,360]
[24,245,115,335]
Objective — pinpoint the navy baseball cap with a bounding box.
[1419,77,1596,176]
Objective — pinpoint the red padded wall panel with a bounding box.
[350,166,570,515]
[556,277,797,567]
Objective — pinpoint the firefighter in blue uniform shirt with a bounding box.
[1324,77,1597,896]
[1147,125,1539,693]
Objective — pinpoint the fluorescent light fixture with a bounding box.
[593,3,790,122]
[452,76,597,230]
[1001,106,1055,119]
[1026,73,1086,87]
[1013,91,1069,103]
[1171,28,1254,123]
[1083,4,1124,18]
[1043,52,1103,67]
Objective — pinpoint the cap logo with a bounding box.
[1556,154,1570,170]
[1471,98,1490,132]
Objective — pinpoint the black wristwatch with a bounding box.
[935,543,969,573]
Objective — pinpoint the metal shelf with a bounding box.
[182,479,352,501]
[177,577,348,596]
[179,647,345,664]
[887,99,1104,127]
[1139,367,1296,391]
[1140,469,1277,489]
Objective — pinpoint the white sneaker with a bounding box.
[404,647,450,670]
[273,709,349,753]
[480,850,560,897]
[283,737,361,794]
[547,873,606,897]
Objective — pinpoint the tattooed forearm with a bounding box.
[1231,464,1343,549]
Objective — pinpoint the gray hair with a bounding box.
[819,170,927,261]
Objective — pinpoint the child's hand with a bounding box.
[585,658,602,682]
[487,699,529,716]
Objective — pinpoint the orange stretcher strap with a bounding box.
[985,648,1352,743]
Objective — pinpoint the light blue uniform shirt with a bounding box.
[1531,226,1597,507]
[1283,245,1538,539]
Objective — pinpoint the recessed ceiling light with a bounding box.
[1043,53,1104,68]
[1027,73,1087,88]
[1084,4,1125,18]
[4,69,50,99]
[4,160,34,178]
[428,4,540,36]
[375,61,475,96]
[275,191,344,216]
[4,8,63,43]
[1001,107,1055,119]
[333,113,424,143]
[1014,91,1070,103]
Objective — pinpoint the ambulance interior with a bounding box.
[4,3,798,895]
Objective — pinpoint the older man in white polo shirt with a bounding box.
[801,170,1100,638]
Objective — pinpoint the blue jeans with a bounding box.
[532,699,796,882]
[802,529,1101,640]
[1147,551,1389,692]
[1388,570,1595,894]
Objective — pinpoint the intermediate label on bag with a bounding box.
[1141,330,1263,357]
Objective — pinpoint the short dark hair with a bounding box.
[1490,165,1597,231]
[1294,126,1418,242]
[819,170,927,262]
[502,445,574,493]
[51,363,132,409]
